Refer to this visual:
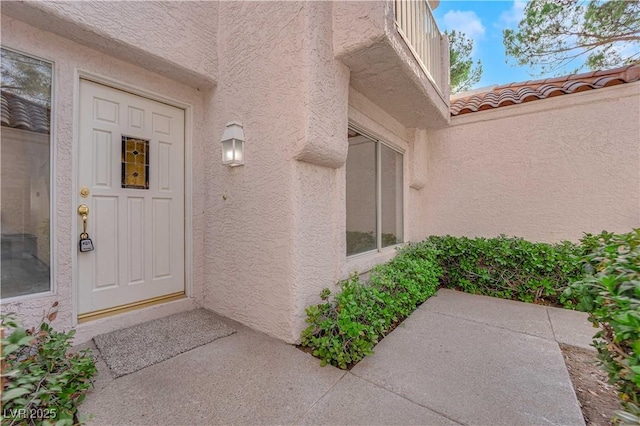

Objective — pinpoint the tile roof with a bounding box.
[1,91,51,134]
[450,64,640,117]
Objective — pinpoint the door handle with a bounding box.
[78,204,89,238]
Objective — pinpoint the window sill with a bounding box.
[1,289,55,304]
[343,243,405,280]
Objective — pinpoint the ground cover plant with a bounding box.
[1,303,97,426]
[425,235,585,307]
[301,242,442,369]
[304,230,639,423]
[565,230,640,424]
[303,235,586,369]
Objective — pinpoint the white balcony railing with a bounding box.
[394,0,445,94]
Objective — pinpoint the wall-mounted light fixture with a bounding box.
[221,121,245,167]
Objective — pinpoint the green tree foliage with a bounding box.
[446,30,483,94]
[504,0,640,75]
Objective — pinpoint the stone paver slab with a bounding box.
[297,373,459,425]
[548,306,598,350]
[351,309,584,426]
[424,289,555,340]
[80,328,345,425]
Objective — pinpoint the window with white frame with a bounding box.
[346,127,403,256]
[1,48,53,298]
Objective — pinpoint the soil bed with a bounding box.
[561,344,621,426]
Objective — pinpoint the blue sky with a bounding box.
[432,1,556,89]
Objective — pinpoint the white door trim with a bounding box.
[71,70,194,326]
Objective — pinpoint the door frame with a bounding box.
[71,70,194,326]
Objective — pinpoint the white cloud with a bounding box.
[498,1,527,28]
[442,10,486,40]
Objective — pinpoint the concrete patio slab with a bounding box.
[297,373,459,425]
[78,292,592,426]
[351,306,585,426]
[80,322,345,425]
[424,289,555,340]
[548,306,597,350]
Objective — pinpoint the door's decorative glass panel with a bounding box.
[1,48,53,299]
[121,136,150,189]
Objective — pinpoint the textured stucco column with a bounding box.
[203,1,315,342]
[291,2,351,342]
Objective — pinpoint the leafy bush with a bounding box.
[424,235,585,307]
[1,303,97,426]
[565,230,640,424]
[301,243,441,369]
[303,233,626,370]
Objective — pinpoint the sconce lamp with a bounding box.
[221,121,245,167]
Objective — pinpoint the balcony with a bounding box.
[394,0,446,96]
[334,0,450,129]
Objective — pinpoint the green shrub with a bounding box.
[1,303,97,426]
[302,233,612,370]
[565,230,640,424]
[301,243,441,369]
[424,235,584,307]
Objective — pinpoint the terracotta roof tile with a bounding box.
[1,91,50,134]
[451,64,640,116]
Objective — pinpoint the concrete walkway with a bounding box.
[79,289,594,425]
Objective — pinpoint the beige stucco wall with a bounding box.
[1,1,217,88]
[5,1,635,350]
[202,1,317,342]
[289,82,424,341]
[1,16,207,341]
[2,1,361,345]
[202,1,445,343]
[417,83,640,242]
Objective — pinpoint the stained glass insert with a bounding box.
[121,136,149,189]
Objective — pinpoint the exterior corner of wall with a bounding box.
[298,1,350,169]
[295,113,348,169]
[332,1,386,62]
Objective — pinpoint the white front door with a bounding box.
[77,80,185,315]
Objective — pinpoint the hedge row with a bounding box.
[302,230,639,423]
[423,235,585,307]
[301,242,441,369]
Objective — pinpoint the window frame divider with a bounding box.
[376,139,382,251]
